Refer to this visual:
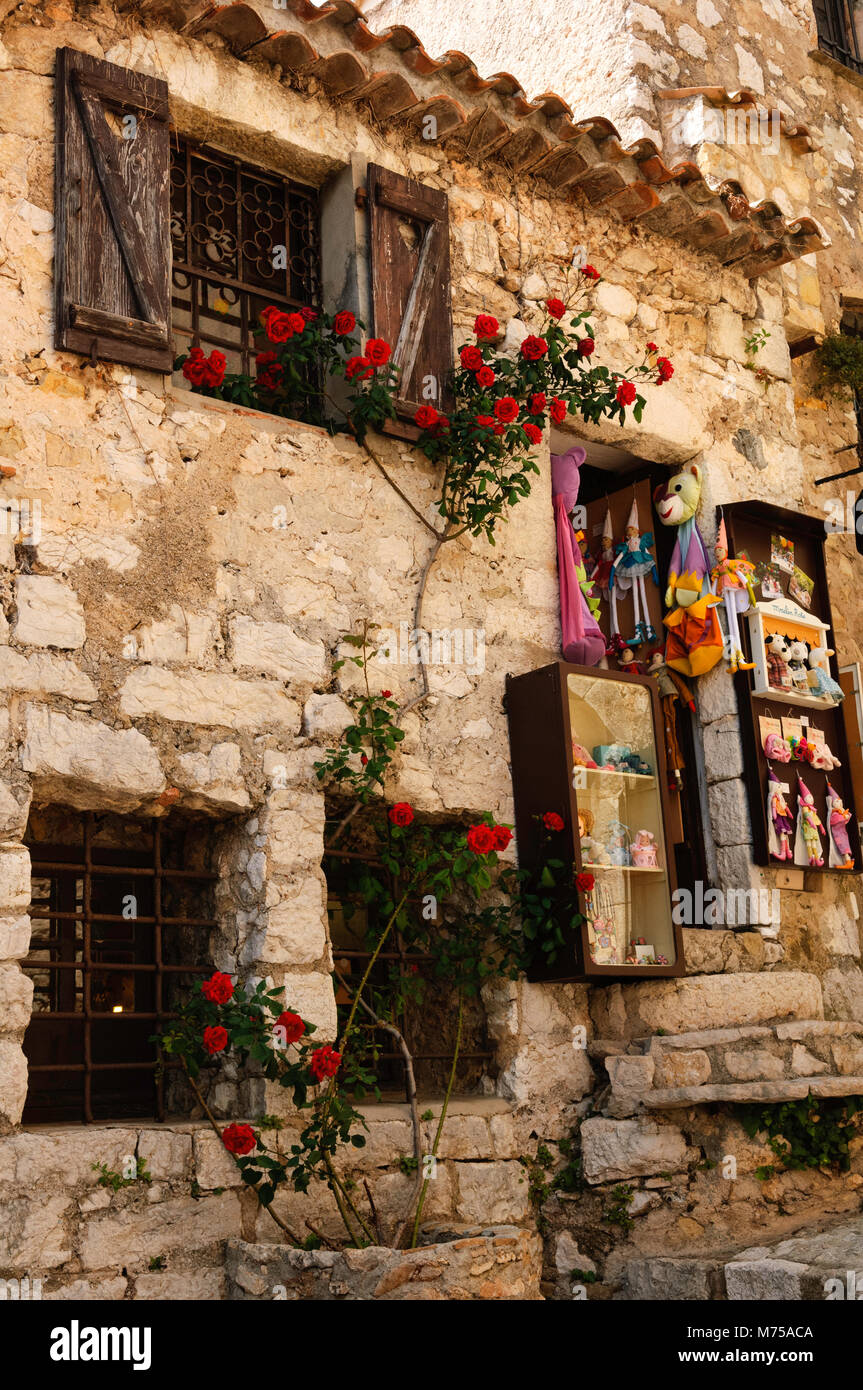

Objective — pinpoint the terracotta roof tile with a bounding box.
[118,0,828,277]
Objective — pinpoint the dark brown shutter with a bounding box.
[54,47,172,372]
[367,164,453,440]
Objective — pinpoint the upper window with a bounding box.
[169,137,322,379]
[814,0,863,75]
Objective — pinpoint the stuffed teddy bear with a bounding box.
[786,639,810,693]
[765,633,793,691]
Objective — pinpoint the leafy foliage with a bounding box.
[737,1092,863,1178]
[815,331,863,401]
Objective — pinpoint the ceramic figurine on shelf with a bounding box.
[653,463,724,677]
[606,819,631,866]
[766,769,794,862]
[572,741,598,769]
[786,639,811,694]
[710,517,756,674]
[826,782,855,869]
[609,497,659,648]
[765,632,794,692]
[631,829,659,867]
[763,732,792,763]
[806,645,845,705]
[794,775,825,868]
[578,808,610,866]
[551,445,607,666]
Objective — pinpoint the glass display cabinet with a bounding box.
[506,662,685,982]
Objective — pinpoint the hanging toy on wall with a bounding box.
[609,496,659,649]
[794,774,825,868]
[647,648,696,788]
[710,516,756,674]
[652,464,723,678]
[585,504,616,604]
[825,783,855,869]
[551,446,606,666]
[766,769,794,862]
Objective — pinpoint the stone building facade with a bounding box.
[0,0,862,1301]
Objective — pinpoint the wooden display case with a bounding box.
[505,662,685,982]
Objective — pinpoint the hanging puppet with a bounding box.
[766,769,794,862]
[551,445,606,666]
[794,774,825,868]
[653,464,723,677]
[826,782,855,869]
[647,648,696,788]
[710,516,756,673]
[585,504,615,603]
[609,496,659,648]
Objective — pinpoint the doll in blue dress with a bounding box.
[806,644,844,704]
[609,497,659,648]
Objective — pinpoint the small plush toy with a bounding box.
[767,769,794,862]
[826,782,855,869]
[631,829,659,867]
[810,740,841,771]
[653,464,724,677]
[710,517,756,674]
[578,807,610,866]
[806,645,845,704]
[789,734,817,764]
[765,632,793,691]
[585,505,615,603]
[572,741,598,769]
[786,639,810,694]
[763,732,792,763]
[618,646,645,674]
[794,775,825,868]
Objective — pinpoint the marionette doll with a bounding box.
[766,769,794,862]
[826,782,855,869]
[609,497,659,648]
[585,504,616,603]
[551,446,606,666]
[647,649,696,785]
[794,775,825,868]
[710,517,756,674]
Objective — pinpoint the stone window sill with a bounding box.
[167,383,343,443]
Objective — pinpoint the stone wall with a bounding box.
[0,0,861,1299]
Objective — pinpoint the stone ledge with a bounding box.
[644,1076,863,1109]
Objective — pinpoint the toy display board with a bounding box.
[582,479,663,669]
[505,660,684,982]
[724,502,861,874]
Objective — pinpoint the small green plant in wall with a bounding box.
[92,1157,152,1192]
[737,1093,863,1179]
[815,331,863,401]
[743,326,771,390]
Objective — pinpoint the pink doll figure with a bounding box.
[766,769,794,862]
[763,732,792,763]
[585,505,616,604]
[826,782,855,869]
[551,446,606,666]
[631,829,659,867]
[710,517,756,674]
[609,497,659,648]
[794,775,825,868]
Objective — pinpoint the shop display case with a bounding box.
[506,662,685,982]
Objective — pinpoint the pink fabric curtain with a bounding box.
[551,446,606,666]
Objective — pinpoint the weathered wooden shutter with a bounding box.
[367,164,453,439]
[54,47,171,372]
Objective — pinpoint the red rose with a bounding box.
[389,802,415,827]
[430,413,449,436]
[310,1044,342,1082]
[365,337,391,366]
[360,753,368,766]
[494,396,519,424]
[476,414,495,429]
[576,871,595,893]
[581,265,600,280]
[287,312,306,336]
[182,347,208,387]
[301,307,318,322]
[414,404,439,430]
[550,397,567,424]
[656,356,674,383]
[381,689,392,698]
[259,305,284,336]
[542,812,564,831]
[333,310,356,336]
[203,1025,228,1055]
[474,314,499,340]
[346,355,373,381]
[264,310,295,343]
[491,824,513,851]
[616,380,637,406]
[546,297,566,319]
[255,350,283,392]
[523,422,543,445]
[222,1123,256,1156]
[274,1010,305,1045]
[476,365,496,388]
[520,335,548,361]
[528,392,547,416]
[466,823,496,854]
[646,341,658,352]
[202,350,226,388]
[201,971,233,1004]
[460,345,483,371]
[577,337,595,358]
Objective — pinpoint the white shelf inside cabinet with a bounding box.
[572,767,656,790]
[751,687,837,710]
[583,863,665,874]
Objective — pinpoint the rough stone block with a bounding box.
[230,616,326,684]
[580,1118,691,1184]
[176,742,250,813]
[0,964,33,1031]
[13,575,84,649]
[0,846,30,912]
[0,1195,72,1269]
[272,970,337,1041]
[724,1258,808,1301]
[0,915,30,961]
[702,716,744,783]
[265,795,326,872]
[21,706,165,812]
[80,1192,242,1270]
[653,1049,711,1088]
[194,1129,244,1190]
[0,1037,28,1126]
[136,1130,193,1182]
[132,1267,225,1300]
[260,877,328,966]
[120,667,301,732]
[454,1161,530,1224]
[619,970,822,1036]
[621,1256,715,1300]
[0,651,97,700]
[724,1048,785,1081]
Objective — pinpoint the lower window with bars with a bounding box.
[324,835,496,1102]
[22,810,217,1125]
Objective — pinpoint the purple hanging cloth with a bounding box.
[551,445,606,666]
